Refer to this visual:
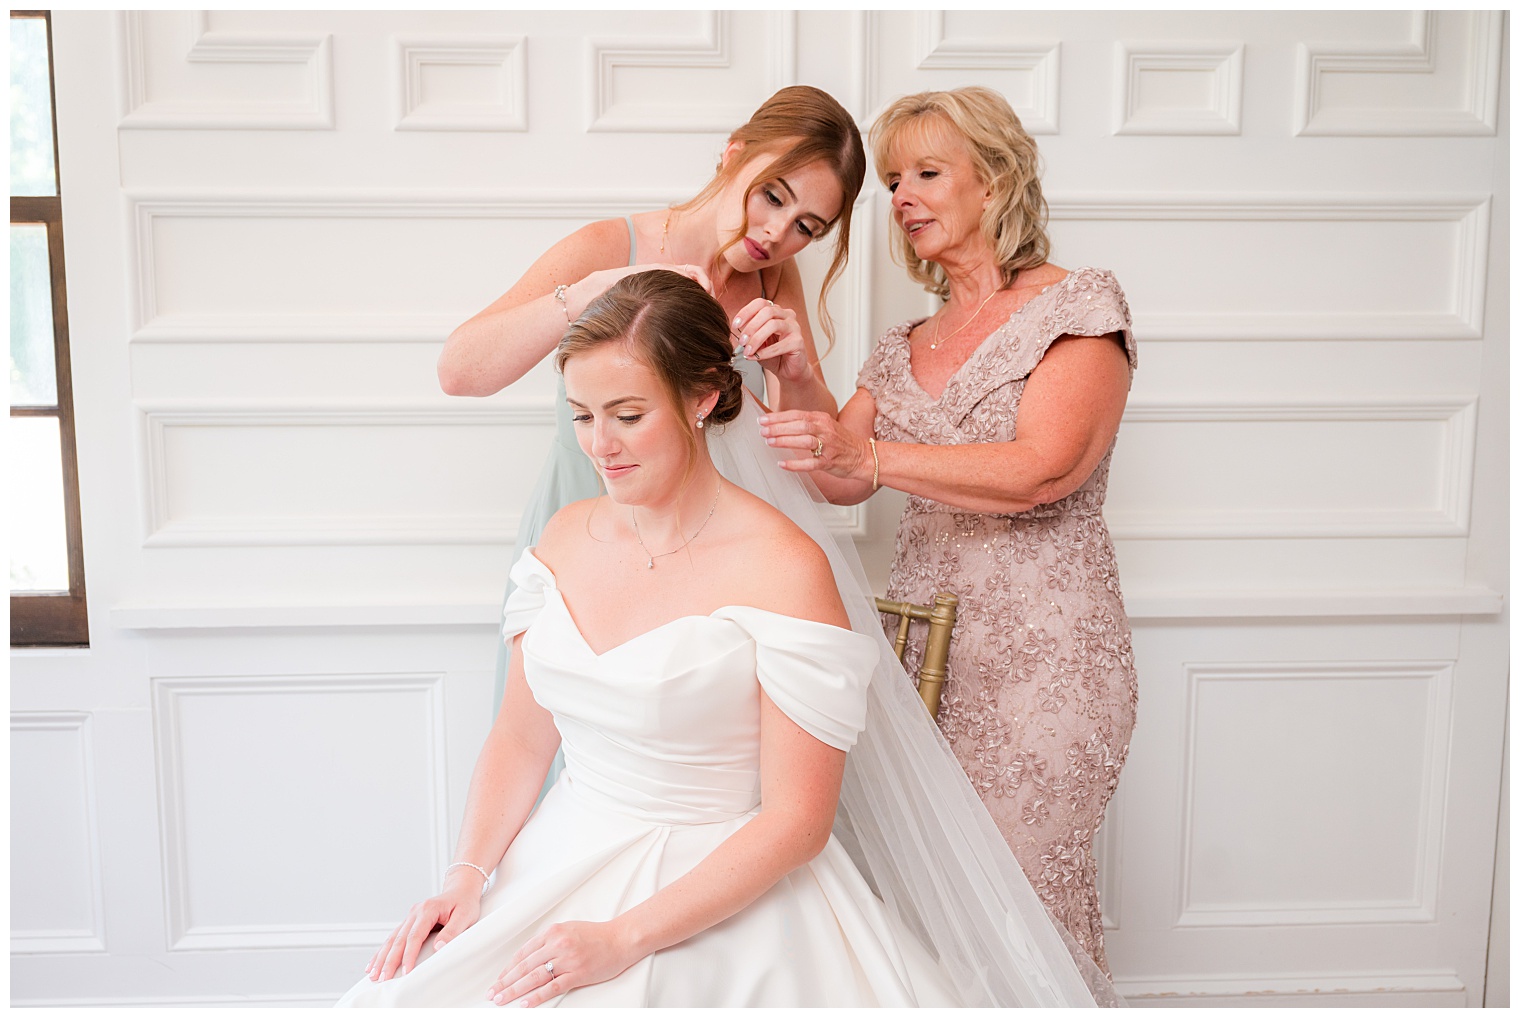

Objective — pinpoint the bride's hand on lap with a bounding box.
[367,871,484,982]
[487,920,638,1007]
[732,298,812,384]
[758,409,872,481]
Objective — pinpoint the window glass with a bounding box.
[10,224,57,407]
[10,416,70,593]
[9,16,57,198]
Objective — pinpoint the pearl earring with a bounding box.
[696,413,706,430]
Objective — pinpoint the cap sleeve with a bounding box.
[501,548,554,644]
[713,607,879,751]
[854,320,916,400]
[1007,267,1137,383]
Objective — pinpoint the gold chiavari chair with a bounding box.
[874,593,959,718]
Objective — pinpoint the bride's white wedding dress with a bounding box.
[338,396,1114,1007]
[337,548,958,1006]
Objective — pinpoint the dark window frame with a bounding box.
[11,9,88,646]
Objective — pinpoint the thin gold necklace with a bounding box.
[930,288,1002,351]
[630,477,721,569]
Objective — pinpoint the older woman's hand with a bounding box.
[757,409,872,481]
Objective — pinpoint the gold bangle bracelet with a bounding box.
[869,437,880,492]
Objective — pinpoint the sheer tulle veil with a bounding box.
[710,392,1120,1007]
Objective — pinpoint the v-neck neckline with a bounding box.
[905,271,1071,404]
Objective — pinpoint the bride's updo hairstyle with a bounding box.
[556,270,744,460]
[674,85,866,350]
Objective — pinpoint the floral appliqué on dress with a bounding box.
[860,267,1139,974]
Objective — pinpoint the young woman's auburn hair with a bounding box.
[674,85,866,353]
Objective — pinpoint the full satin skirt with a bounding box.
[335,776,956,1007]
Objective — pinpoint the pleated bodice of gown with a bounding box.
[337,550,959,1006]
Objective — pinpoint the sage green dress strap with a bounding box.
[494,215,766,805]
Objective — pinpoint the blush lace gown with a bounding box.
[336,549,958,1006]
[857,266,1139,972]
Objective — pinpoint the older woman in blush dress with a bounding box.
[758,86,1138,973]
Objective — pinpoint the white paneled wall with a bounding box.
[13,11,1505,1006]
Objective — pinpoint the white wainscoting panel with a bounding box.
[137,403,554,546]
[866,11,1059,131]
[119,11,333,130]
[1178,662,1454,926]
[126,192,681,343]
[10,713,107,954]
[152,674,450,949]
[585,12,796,133]
[1049,194,1490,340]
[1296,11,1503,136]
[392,34,527,132]
[1106,398,1477,538]
[1114,42,1243,136]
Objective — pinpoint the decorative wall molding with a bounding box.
[16,993,343,1008]
[1110,397,1478,539]
[136,401,554,547]
[585,12,796,132]
[118,11,334,130]
[1113,42,1243,136]
[9,712,107,955]
[1117,971,1467,1007]
[909,12,1059,133]
[1295,11,1503,136]
[1049,193,1491,340]
[1097,791,1123,931]
[124,189,686,342]
[1123,586,1503,620]
[1176,661,1454,927]
[392,34,527,132]
[105,584,1508,632]
[124,189,1491,345]
[152,674,450,951]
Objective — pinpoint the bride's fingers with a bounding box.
[367,927,399,980]
[509,972,570,1008]
[487,948,555,1005]
[380,923,422,984]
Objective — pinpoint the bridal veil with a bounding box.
[710,393,1120,1008]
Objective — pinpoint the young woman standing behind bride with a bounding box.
[438,85,867,737]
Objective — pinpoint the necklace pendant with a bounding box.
[646,559,655,569]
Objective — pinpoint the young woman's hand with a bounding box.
[366,869,486,982]
[568,263,714,316]
[731,297,814,384]
[485,920,640,1007]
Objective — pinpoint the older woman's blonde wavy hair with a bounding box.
[870,87,1049,300]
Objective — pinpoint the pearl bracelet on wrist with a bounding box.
[444,861,492,890]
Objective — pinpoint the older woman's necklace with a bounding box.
[930,288,1003,351]
[630,477,722,569]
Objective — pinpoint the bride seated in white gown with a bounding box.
[339,271,1115,1008]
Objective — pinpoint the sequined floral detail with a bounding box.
[858,267,1139,975]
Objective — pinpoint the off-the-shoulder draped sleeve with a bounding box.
[712,607,878,752]
[501,548,554,643]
